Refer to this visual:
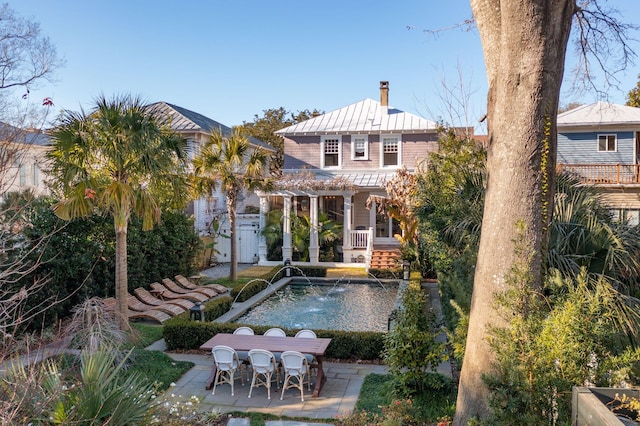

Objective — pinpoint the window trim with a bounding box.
[597,134,617,152]
[33,162,39,186]
[380,134,402,168]
[321,135,342,168]
[351,135,369,160]
[19,164,26,186]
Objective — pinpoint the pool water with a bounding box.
[234,282,398,332]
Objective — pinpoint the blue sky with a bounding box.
[11,1,640,132]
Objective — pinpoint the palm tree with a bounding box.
[192,128,270,281]
[47,95,188,329]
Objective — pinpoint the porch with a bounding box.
[256,191,400,269]
[557,163,640,185]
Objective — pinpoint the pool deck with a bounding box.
[171,265,451,423]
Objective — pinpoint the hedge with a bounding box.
[163,320,384,361]
[164,296,233,323]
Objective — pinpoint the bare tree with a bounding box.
[454,1,636,424]
[0,3,61,356]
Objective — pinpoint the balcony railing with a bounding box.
[557,164,640,184]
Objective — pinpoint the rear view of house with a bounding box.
[257,82,441,267]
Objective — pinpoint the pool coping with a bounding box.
[215,276,402,325]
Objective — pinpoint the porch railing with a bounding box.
[557,163,640,185]
[350,229,371,249]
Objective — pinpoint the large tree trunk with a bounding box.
[227,192,238,282]
[115,226,129,330]
[454,1,575,424]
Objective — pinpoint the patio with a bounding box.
[147,338,388,420]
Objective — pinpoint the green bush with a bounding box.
[203,296,233,321]
[384,279,447,394]
[11,197,201,329]
[167,296,233,323]
[292,266,327,277]
[163,320,384,360]
[369,268,402,279]
[230,279,270,303]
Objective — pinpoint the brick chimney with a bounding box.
[380,81,389,107]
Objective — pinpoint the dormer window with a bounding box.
[352,135,368,160]
[321,135,341,168]
[381,135,401,167]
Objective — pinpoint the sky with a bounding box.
[10,1,640,133]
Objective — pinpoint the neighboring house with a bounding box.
[257,81,442,268]
[557,101,640,225]
[149,102,276,263]
[0,124,50,200]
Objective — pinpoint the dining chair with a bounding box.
[294,329,316,339]
[247,349,280,399]
[264,327,286,337]
[211,345,244,396]
[280,350,310,402]
[294,329,317,372]
[233,326,254,366]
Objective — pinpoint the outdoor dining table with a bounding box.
[200,333,332,397]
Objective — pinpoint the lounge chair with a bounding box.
[150,282,209,303]
[126,294,185,317]
[162,277,218,298]
[102,297,171,324]
[174,274,229,294]
[134,287,194,311]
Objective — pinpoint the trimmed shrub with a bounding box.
[292,266,327,277]
[203,296,233,321]
[163,320,384,360]
[369,268,402,279]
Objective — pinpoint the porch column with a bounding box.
[309,195,319,264]
[282,195,292,262]
[343,194,353,250]
[258,195,268,263]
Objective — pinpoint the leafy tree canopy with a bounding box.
[238,107,322,175]
[627,74,640,107]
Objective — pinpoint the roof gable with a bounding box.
[0,122,49,146]
[276,98,437,135]
[149,102,275,151]
[557,102,640,127]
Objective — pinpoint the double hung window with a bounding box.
[352,135,368,160]
[381,135,401,167]
[598,134,616,152]
[321,136,341,168]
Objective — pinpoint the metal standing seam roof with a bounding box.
[340,171,400,187]
[149,102,275,152]
[275,98,438,135]
[282,169,402,189]
[557,101,640,127]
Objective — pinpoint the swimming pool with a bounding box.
[233,280,398,332]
